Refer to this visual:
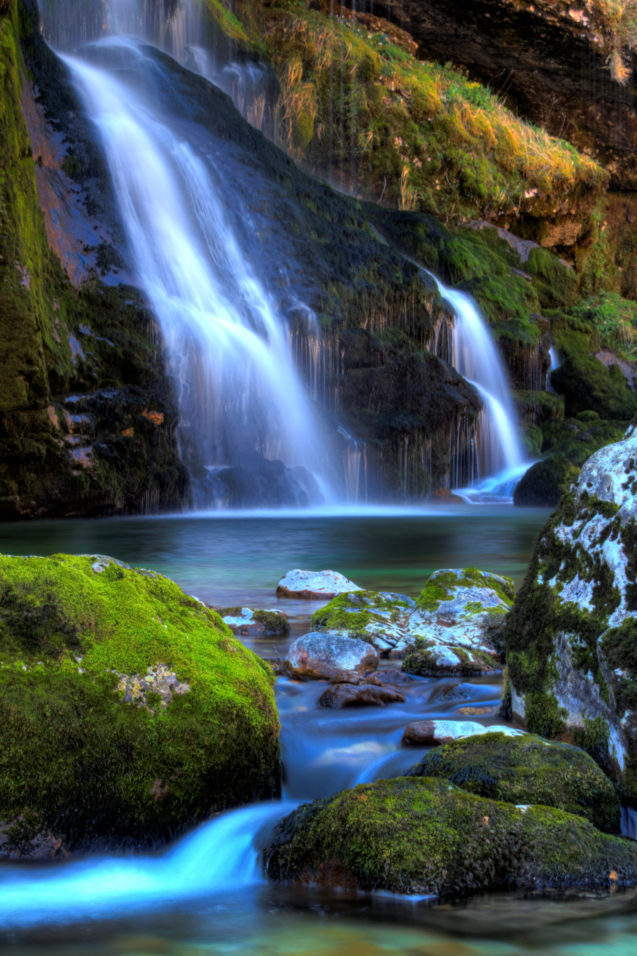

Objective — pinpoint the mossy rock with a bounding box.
[525,248,577,310]
[264,776,637,898]
[0,554,279,853]
[415,568,515,613]
[409,732,620,834]
[513,456,580,507]
[551,354,636,420]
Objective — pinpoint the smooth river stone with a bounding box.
[318,683,405,709]
[285,631,378,680]
[402,719,525,746]
[276,569,362,600]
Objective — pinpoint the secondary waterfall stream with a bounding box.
[430,275,530,500]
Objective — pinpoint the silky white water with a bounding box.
[430,275,531,499]
[63,41,330,504]
[0,801,295,927]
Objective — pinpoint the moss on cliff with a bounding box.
[0,553,280,850]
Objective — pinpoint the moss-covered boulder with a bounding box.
[311,590,416,654]
[0,553,279,855]
[409,732,620,834]
[513,456,580,506]
[506,425,637,803]
[402,568,514,675]
[264,776,637,898]
[551,354,636,420]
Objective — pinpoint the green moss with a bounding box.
[0,554,280,849]
[416,568,515,613]
[265,776,637,897]
[526,248,578,309]
[402,640,497,677]
[252,610,290,636]
[410,732,619,833]
[551,354,636,419]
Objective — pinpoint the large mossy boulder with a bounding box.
[0,554,280,855]
[506,426,637,803]
[409,732,620,834]
[311,589,415,654]
[551,354,636,420]
[264,777,637,897]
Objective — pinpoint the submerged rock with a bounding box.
[285,632,378,680]
[409,732,620,834]
[0,553,280,855]
[264,776,637,898]
[276,570,362,600]
[318,683,405,709]
[401,720,523,747]
[505,425,637,803]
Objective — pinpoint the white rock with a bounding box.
[276,569,362,600]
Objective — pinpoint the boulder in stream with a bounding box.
[318,682,405,709]
[285,631,379,680]
[401,720,523,747]
[311,590,416,653]
[409,732,620,834]
[218,607,289,637]
[265,776,637,897]
[276,569,362,600]
[0,554,280,857]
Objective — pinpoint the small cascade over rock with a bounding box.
[429,275,530,499]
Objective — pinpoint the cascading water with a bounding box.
[61,36,331,507]
[430,274,531,500]
[0,801,296,927]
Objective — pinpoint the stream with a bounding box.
[4,508,637,953]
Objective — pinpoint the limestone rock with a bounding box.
[219,607,289,637]
[285,632,378,680]
[506,425,637,802]
[311,590,415,653]
[276,569,362,600]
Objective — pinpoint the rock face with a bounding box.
[401,720,523,747]
[506,425,637,803]
[277,570,362,600]
[409,732,620,834]
[0,553,279,855]
[285,632,379,680]
[265,776,637,897]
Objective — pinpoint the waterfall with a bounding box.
[0,801,295,927]
[430,275,530,499]
[61,39,331,506]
